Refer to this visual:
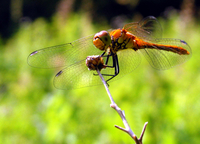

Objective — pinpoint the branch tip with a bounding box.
[115,125,129,133]
[139,122,148,142]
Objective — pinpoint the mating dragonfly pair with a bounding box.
[28,16,192,89]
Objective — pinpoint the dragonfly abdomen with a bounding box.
[152,43,189,55]
[136,38,190,55]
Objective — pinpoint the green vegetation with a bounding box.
[0,13,200,143]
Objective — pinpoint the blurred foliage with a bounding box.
[0,11,200,144]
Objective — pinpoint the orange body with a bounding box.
[109,28,190,55]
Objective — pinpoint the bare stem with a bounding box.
[97,69,148,144]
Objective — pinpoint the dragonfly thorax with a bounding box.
[109,29,138,53]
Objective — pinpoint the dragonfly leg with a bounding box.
[93,51,113,76]
[105,53,119,82]
[92,51,120,83]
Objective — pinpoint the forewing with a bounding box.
[27,35,102,68]
[140,38,192,70]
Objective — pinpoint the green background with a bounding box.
[1,2,200,144]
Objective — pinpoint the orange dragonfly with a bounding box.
[28,16,192,89]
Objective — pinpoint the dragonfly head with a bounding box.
[93,30,111,51]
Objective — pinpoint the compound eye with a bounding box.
[93,31,111,51]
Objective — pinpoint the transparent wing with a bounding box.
[54,49,141,89]
[53,60,104,89]
[123,16,162,40]
[100,49,141,82]
[140,38,192,70]
[27,35,102,68]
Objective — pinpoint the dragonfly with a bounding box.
[28,16,192,89]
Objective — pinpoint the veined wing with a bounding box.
[124,16,191,69]
[54,49,141,89]
[123,16,162,40]
[140,38,192,70]
[27,35,102,68]
[53,60,103,89]
[100,49,141,82]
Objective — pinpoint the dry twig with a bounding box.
[97,69,148,144]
